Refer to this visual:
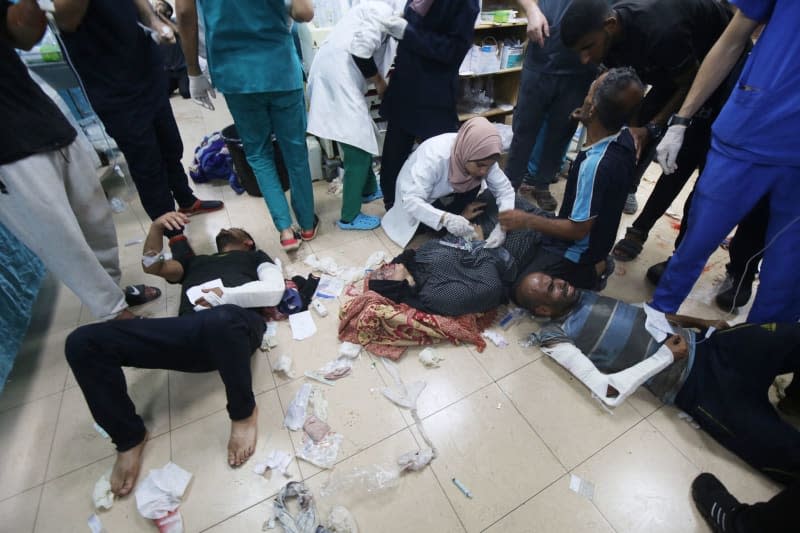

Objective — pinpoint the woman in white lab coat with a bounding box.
[381,117,516,248]
[306,1,400,230]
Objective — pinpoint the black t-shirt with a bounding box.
[59,0,164,115]
[543,128,636,265]
[606,0,731,89]
[0,3,76,165]
[176,249,272,315]
[525,0,598,77]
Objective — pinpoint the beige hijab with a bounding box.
[448,117,502,193]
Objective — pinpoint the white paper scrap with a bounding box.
[135,462,193,520]
[289,311,317,340]
[87,514,107,533]
[314,274,345,299]
[185,278,223,305]
[569,474,595,501]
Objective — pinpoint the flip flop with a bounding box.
[300,215,320,241]
[280,231,301,252]
[124,285,162,306]
[337,213,380,230]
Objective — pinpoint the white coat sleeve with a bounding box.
[541,341,675,408]
[215,262,286,309]
[349,4,392,59]
[398,153,448,231]
[484,164,516,213]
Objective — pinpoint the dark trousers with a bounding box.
[734,482,798,532]
[100,96,197,224]
[675,323,800,485]
[506,68,592,189]
[65,305,266,452]
[380,124,439,210]
[630,111,714,237]
[726,195,769,286]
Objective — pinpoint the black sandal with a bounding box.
[612,227,647,262]
[124,285,162,306]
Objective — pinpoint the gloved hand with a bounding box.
[484,224,506,248]
[655,125,687,175]
[442,213,476,238]
[189,72,216,111]
[380,16,408,40]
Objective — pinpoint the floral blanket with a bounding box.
[338,289,497,360]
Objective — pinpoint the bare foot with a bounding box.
[110,433,148,496]
[228,406,258,467]
[114,309,139,320]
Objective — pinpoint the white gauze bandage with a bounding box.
[194,261,285,310]
[542,342,675,408]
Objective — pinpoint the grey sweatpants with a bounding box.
[0,140,126,320]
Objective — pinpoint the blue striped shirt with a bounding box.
[544,129,636,265]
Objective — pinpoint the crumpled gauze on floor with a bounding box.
[326,505,359,533]
[273,481,318,533]
[92,470,114,510]
[135,462,192,520]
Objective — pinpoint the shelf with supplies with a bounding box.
[459,66,522,78]
[458,3,527,123]
[457,104,515,122]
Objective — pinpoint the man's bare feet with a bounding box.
[110,433,148,496]
[114,309,139,320]
[228,406,258,467]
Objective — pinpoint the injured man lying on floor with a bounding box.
[367,189,618,317]
[515,271,800,486]
[65,212,283,497]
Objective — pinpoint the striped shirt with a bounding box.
[539,291,695,404]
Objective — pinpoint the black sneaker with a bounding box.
[646,259,669,285]
[715,273,752,311]
[691,473,743,533]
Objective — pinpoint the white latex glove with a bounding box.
[189,73,216,111]
[442,213,476,238]
[381,16,408,40]
[484,224,506,248]
[655,125,687,175]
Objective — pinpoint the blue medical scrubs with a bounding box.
[653,0,800,322]
[199,0,315,231]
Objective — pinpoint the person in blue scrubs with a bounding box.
[176,0,317,253]
[651,0,800,323]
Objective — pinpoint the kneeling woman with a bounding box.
[381,117,515,248]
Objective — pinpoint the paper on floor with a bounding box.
[569,474,595,501]
[284,383,313,431]
[135,462,192,520]
[289,311,317,340]
[254,450,293,477]
[92,470,114,510]
[87,514,106,533]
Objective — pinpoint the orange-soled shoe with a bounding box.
[280,232,301,252]
[300,215,320,241]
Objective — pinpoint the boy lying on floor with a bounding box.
[514,271,800,486]
[65,212,283,496]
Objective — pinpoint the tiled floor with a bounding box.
[0,97,784,533]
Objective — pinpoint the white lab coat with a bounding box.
[306,2,396,155]
[381,133,517,247]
